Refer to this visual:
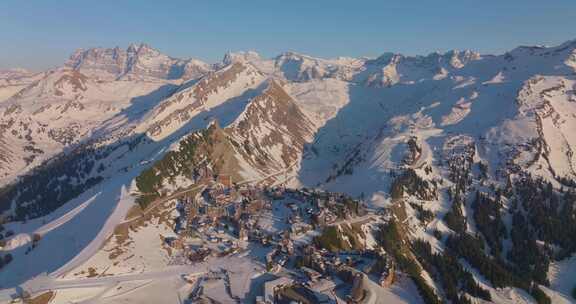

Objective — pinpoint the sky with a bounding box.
[0,0,575,70]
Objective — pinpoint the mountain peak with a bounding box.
[274,51,328,64]
[230,79,315,170]
[0,68,33,79]
[9,67,89,102]
[222,50,262,65]
[132,43,161,56]
[126,42,155,52]
[65,43,210,81]
[367,52,401,65]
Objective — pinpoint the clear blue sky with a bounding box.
[1,0,575,70]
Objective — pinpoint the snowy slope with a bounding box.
[0,68,176,185]
[228,80,316,173]
[0,68,43,102]
[296,39,576,195]
[139,61,266,140]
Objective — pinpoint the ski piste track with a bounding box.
[0,266,206,302]
[49,185,134,279]
[0,185,205,302]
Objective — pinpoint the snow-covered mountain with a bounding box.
[140,61,266,140]
[1,40,576,304]
[0,67,178,185]
[66,43,213,81]
[228,80,316,173]
[0,68,44,102]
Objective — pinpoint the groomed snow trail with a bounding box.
[51,185,134,278]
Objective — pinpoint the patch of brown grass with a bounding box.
[26,291,55,304]
[124,204,144,221]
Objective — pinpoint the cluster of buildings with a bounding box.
[256,247,398,304]
[163,175,400,303]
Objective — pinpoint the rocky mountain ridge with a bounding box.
[65,43,213,81]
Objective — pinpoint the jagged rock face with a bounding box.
[230,81,315,171]
[66,47,127,80]
[66,43,212,81]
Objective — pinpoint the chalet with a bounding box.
[269,188,285,200]
[238,226,249,241]
[280,238,294,255]
[301,266,322,282]
[205,205,226,222]
[290,222,313,236]
[276,284,319,304]
[263,277,293,304]
[164,236,184,250]
[217,174,232,188]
